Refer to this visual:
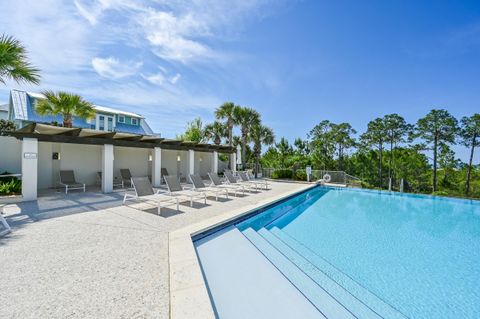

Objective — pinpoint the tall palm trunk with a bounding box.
[255,149,260,178]
[228,123,233,169]
[378,143,383,188]
[241,133,247,169]
[228,124,233,146]
[63,114,73,128]
[432,133,438,193]
[465,133,476,196]
[388,139,393,183]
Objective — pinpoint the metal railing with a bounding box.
[262,168,362,187]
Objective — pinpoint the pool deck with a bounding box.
[0,181,312,318]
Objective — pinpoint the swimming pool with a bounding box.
[195,186,480,319]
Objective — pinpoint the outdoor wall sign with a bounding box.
[23,152,38,159]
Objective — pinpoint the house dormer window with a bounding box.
[118,115,125,123]
[131,118,138,125]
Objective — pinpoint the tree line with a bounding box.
[261,110,479,198]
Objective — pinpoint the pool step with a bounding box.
[195,226,324,319]
[269,227,409,319]
[241,227,354,319]
[258,228,382,319]
[237,188,326,231]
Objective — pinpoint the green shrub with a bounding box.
[0,179,21,195]
[0,171,21,195]
[271,169,293,179]
[432,190,449,197]
[294,170,307,181]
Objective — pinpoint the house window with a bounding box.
[118,116,125,123]
[107,117,113,131]
[131,118,138,125]
[99,115,105,131]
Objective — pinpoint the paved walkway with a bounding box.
[0,181,306,318]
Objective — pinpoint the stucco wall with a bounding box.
[113,146,150,179]
[38,142,53,189]
[161,149,179,177]
[0,136,21,174]
[59,144,102,186]
[195,151,213,178]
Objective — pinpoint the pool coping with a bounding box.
[168,183,318,319]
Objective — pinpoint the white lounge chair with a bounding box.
[238,171,268,190]
[59,170,85,194]
[189,174,229,201]
[208,173,245,197]
[224,171,257,193]
[0,205,12,237]
[123,177,179,214]
[164,175,207,207]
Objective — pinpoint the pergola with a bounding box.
[9,123,236,200]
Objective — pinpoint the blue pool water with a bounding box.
[233,187,480,318]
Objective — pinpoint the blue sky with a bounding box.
[1,0,479,161]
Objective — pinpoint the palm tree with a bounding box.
[0,34,40,85]
[215,102,238,146]
[250,124,275,178]
[36,91,95,128]
[204,121,226,145]
[234,107,260,169]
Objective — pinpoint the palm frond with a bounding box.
[0,34,41,85]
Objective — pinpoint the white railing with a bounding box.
[262,168,362,186]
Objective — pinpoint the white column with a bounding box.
[232,152,237,172]
[188,149,195,176]
[21,138,38,201]
[212,151,218,174]
[152,147,162,187]
[102,144,114,193]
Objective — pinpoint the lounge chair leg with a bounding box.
[65,186,68,195]
[190,198,193,207]
[158,202,161,215]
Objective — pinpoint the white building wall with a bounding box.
[59,144,102,186]
[161,149,178,177]
[0,136,21,173]
[180,150,189,181]
[38,142,53,189]
[113,146,149,178]
[195,151,213,178]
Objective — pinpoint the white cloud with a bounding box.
[170,73,181,84]
[141,72,166,85]
[92,57,142,79]
[0,0,286,136]
[141,67,181,86]
[138,10,213,63]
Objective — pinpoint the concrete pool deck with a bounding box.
[0,181,311,318]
